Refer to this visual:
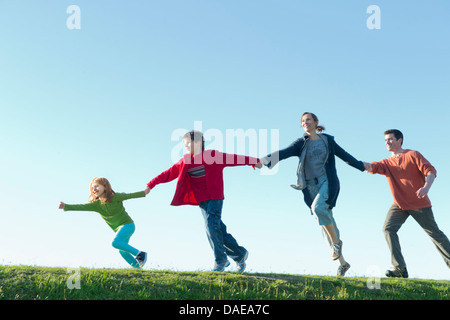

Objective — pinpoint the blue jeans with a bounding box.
[199,199,247,264]
[306,175,340,247]
[112,222,140,268]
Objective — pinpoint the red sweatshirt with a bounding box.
[147,150,259,206]
[370,149,437,210]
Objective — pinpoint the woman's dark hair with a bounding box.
[301,112,325,132]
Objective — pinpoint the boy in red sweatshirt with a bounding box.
[146,130,261,271]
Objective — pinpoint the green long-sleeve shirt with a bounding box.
[64,191,146,232]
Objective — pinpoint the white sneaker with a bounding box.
[213,260,230,272]
[135,251,147,268]
[236,250,249,272]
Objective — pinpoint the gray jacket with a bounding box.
[262,133,364,209]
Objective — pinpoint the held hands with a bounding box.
[254,162,263,169]
[251,162,263,170]
[145,187,151,195]
[362,161,373,172]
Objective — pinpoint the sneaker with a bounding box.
[337,262,351,277]
[135,251,147,268]
[386,266,408,278]
[236,250,249,273]
[331,240,343,261]
[213,260,230,272]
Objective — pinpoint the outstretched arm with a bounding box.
[147,158,183,190]
[261,138,303,169]
[333,141,365,172]
[114,191,147,201]
[367,160,388,176]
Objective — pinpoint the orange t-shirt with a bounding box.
[371,150,437,210]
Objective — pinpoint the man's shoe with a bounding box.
[213,260,230,272]
[337,262,351,277]
[386,267,408,278]
[236,250,249,273]
[135,251,148,268]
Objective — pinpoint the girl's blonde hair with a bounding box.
[301,112,325,133]
[89,177,115,203]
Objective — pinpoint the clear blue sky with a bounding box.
[1,1,449,281]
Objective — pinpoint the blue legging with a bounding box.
[112,222,140,268]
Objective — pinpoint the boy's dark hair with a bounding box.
[384,129,403,145]
[183,130,205,150]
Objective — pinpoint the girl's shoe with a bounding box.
[337,262,351,277]
[135,251,148,268]
[213,260,230,272]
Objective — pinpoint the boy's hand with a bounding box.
[58,202,65,209]
[145,187,151,195]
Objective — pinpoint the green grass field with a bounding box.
[0,265,448,300]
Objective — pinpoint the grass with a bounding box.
[0,265,448,300]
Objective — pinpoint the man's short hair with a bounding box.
[384,129,403,146]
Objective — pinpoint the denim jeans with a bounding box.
[306,175,340,248]
[306,175,335,226]
[112,222,140,268]
[199,199,247,264]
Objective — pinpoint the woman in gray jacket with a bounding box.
[260,112,366,276]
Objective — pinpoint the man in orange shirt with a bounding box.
[365,129,450,278]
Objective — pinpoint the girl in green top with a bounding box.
[59,177,149,269]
